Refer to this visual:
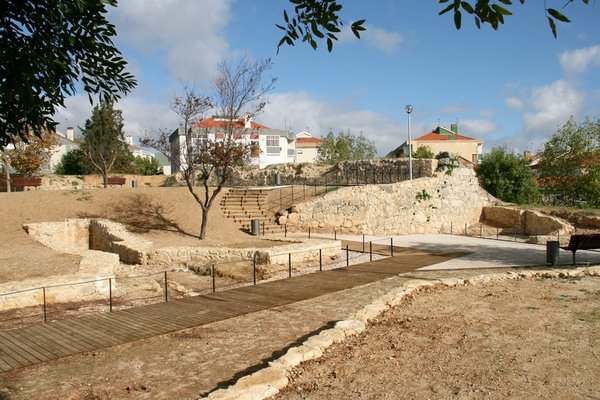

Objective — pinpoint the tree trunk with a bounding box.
[2,152,10,192]
[102,173,108,188]
[199,207,209,239]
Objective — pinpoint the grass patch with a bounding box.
[574,309,600,324]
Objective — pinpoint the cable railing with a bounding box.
[0,232,398,328]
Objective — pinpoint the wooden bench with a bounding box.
[561,234,600,265]
[107,177,126,187]
[10,176,42,190]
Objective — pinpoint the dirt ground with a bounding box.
[0,273,597,400]
[1,185,600,399]
[0,186,268,282]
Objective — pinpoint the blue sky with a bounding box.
[55,0,600,156]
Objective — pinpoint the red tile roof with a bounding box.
[194,117,269,130]
[296,137,321,144]
[415,131,479,141]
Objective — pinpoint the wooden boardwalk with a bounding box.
[0,244,460,372]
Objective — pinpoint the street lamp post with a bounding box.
[405,104,413,180]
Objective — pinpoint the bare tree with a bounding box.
[142,57,276,239]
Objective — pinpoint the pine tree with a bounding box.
[80,100,131,188]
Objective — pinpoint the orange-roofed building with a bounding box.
[294,131,321,163]
[169,115,295,171]
[407,124,483,164]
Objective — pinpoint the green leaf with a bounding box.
[327,37,333,52]
[439,3,455,15]
[454,10,462,29]
[548,16,558,38]
[461,2,474,14]
[492,4,512,16]
[547,8,571,23]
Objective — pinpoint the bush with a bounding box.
[134,157,161,175]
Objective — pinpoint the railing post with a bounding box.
[109,278,113,312]
[164,271,168,302]
[369,241,373,262]
[451,222,453,235]
[285,224,287,238]
[496,226,499,240]
[253,254,257,285]
[43,287,47,323]
[346,245,349,267]
[291,186,294,203]
[308,227,311,239]
[464,223,467,236]
[303,185,306,200]
[334,230,337,240]
[390,237,394,257]
[280,189,282,209]
[319,248,322,271]
[288,253,292,278]
[362,234,365,253]
[212,264,216,292]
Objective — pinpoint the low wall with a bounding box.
[147,238,341,268]
[89,219,152,264]
[279,168,496,235]
[481,206,574,240]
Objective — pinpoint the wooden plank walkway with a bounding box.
[0,244,462,372]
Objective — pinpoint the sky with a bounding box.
[54,0,600,156]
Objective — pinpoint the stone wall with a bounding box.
[226,159,438,187]
[89,219,153,265]
[279,168,497,235]
[147,238,341,268]
[481,206,574,243]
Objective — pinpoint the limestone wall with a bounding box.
[23,219,91,255]
[89,219,153,265]
[279,168,497,235]
[147,238,341,268]
[481,206,574,243]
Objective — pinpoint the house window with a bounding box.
[297,150,304,155]
[287,148,295,157]
[266,135,280,155]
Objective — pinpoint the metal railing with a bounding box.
[0,232,397,328]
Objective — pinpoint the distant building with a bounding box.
[387,124,483,164]
[45,127,79,174]
[169,115,295,171]
[294,131,321,164]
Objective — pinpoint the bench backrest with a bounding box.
[567,234,600,250]
[107,177,126,184]
[11,177,42,186]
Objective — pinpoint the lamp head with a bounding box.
[405,105,413,114]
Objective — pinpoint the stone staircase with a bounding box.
[220,188,285,235]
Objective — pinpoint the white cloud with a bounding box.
[54,95,178,145]
[458,119,498,138]
[260,92,404,155]
[338,24,404,54]
[363,26,404,55]
[109,0,231,82]
[560,45,600,74]
[522,80,584,135]
[505,97,525,111]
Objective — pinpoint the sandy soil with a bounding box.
[1,185,599,399]
[0,273,597,399]
[0,186,266,282]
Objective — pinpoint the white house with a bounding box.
[169,115,295,171]
[294,131,321,164]
[45,127,79,174]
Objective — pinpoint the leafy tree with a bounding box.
[8,132,58,176]
[476,147,539,204]
[54,148,93,175]
[538,116,600,206]
[142,57,276,239]
[413,145,435,159]
[134,157,161,176]
[80,100,131,188]
[277,0,590,52]
[0,0,136,149]
[317,129,377,165]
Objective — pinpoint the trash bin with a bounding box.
[275,173,281,186]
[546,240,560,265]
[131,180,137,188]
[251,219,261,236]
